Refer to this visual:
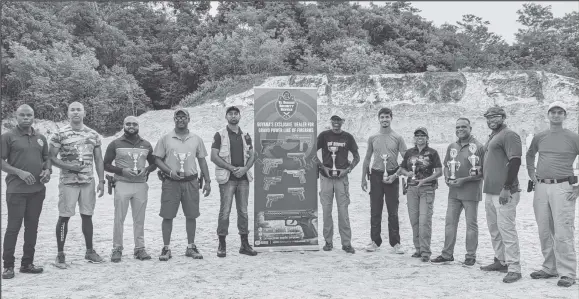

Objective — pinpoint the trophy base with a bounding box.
[469,169,479,176]
[177,172,184,177]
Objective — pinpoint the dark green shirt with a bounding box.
[1,126,49,193]
[483,125,522,195]
[444,136,484,201]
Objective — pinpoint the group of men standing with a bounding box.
[1,101,577,288]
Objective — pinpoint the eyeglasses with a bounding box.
[174,116,188,121]
[485,115,503,120]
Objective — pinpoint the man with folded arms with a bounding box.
[526,101,578,287]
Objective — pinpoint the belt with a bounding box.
[538,178,569,184]
[166,174,198,182]
[407,182,435,187]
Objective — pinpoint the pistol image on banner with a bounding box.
[263,210,318,239]
[283,169,306,184]
[262,158,283,175]
[402,177,408,195]
[261,139,283,157]
[286,135,312,152]
[105,174,115,195]
[263,176,282,191]
[288,187,305,201]
[287,153,307,167]
[266,194,284,208]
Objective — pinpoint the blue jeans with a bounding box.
[217,179,250,236]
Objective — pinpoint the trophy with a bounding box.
[468,144,479,176]
[75,144,88,165]
[381,154,389,183]
[173,151,192,176]
[128,151,143,173]
[328,146,339,177]
[409,156,418,180]
[447,148,461,181]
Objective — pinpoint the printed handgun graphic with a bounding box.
[266,194,284,208]
[288,187,305,201]
[263,176,282,191]
[263,210,318,239]
[287,153,307,167]
[262,158,283,175]
[283,169,306,184]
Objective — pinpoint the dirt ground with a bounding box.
[1,142,578,299]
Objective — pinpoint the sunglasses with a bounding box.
[414,134,427,138]
[174,116,188,121]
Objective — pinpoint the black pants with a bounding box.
[369,170,400,247]
[2,190,45,268]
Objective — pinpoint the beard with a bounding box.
[124,128,139,136]
[228,119,239,125]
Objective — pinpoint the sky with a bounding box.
[208,1,578,45]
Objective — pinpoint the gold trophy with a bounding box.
[447,148,461,181]
[381,154,389,183]
[468,144,479,176]
[75,144,88,166]
[128,151,143,173]
[173,151,192,176]
[409,156,418,181]
[329,146,339,177]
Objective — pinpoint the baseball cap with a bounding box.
[226,106,240,114]
[483,106,507,118]
[547,101,567,113]
[414,127,428,136]
[174,108,190,117]
[330,111,345,121]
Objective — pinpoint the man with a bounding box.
[211,106,257,258]
[154,108,211,261]
[480,106,523,283]
[103,116,157,262]
[1,105,51,279]
[361,107,407,254]
[526,101,578,288]
[431,118,484,266]
[398,127,442,262]
[316,112,360,254]
[49,102,106,268]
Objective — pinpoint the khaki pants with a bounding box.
[319,175,352,246]
[485,193,521,273]
[533,181,577,279]
[441,198,479,260]
[407,185,436,257]
[113,181,148,249]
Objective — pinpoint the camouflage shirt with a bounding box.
[50,124,101,185]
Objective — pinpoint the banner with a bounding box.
[253,87,319,252]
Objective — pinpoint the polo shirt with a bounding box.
[1,126,48,193]
[103,134,156,183]
[483,124,522,195]
[211,127,253,181]
[526,129,579,180]
[401,144,442,185]
[154,129,207,176]
[444,135,484,201]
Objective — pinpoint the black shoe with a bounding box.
[323,242,333,251]
[342,245,355,254]
[464,258,476,266]
[185,245,204,259]
[480,257,508,273]
[2,267,14,279]
[134,248,151,261]
[159,247,172,261]
[411,252,421,258]
[111,247,122,263]
[557,276,576,287]
[19,264,43,274]
[239,234,257,256]
[217,237,226,258]
[530,270,557,279]
[431,255,454,264]
[503,272,522,283]
[421,256,430,262]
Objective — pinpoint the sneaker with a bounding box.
[557,276,576,287]
[85,249,104,263]
[392,244,405,254]
[411,252,421,258]
[503,272,522,283]
[480,257,508,273]
[111,247,122,263]
[431,255,454,264]
[342,245,355,254]
[54,252,67,269]
[19,264,43,274]
[464,258,476,266]
[134,248,151,261]
[2,267,14,279]
[185,245,203,259]
[159,247,172,261]
[323,242,333,251]
[421,256,430,262]
[365,241,380,252]
[530,270,558,279]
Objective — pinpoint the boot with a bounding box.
[239,234,257,256]
[217,236,226,258]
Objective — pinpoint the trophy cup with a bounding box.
[173,151,192,176]
[468,144,479,176]
[447,148,461,181]
[75,144,88,166]
[128,151,143,173]
[381,154,389,183]
[328,146,339,177]
[409,156,418,181]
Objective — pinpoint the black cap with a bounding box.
[483,106,507,118]
[226,106,240,115]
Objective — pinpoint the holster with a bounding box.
[105,174,115,195]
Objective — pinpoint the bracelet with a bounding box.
[169,170,174,177]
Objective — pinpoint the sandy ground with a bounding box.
[1,142,579,299]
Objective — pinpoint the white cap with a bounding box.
[548,101,567,113]
[330,110,345,121]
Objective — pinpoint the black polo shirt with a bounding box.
[401,145,442,185]
[1,126,49,193]
[212,127,253,181]
[103,134,156,182]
